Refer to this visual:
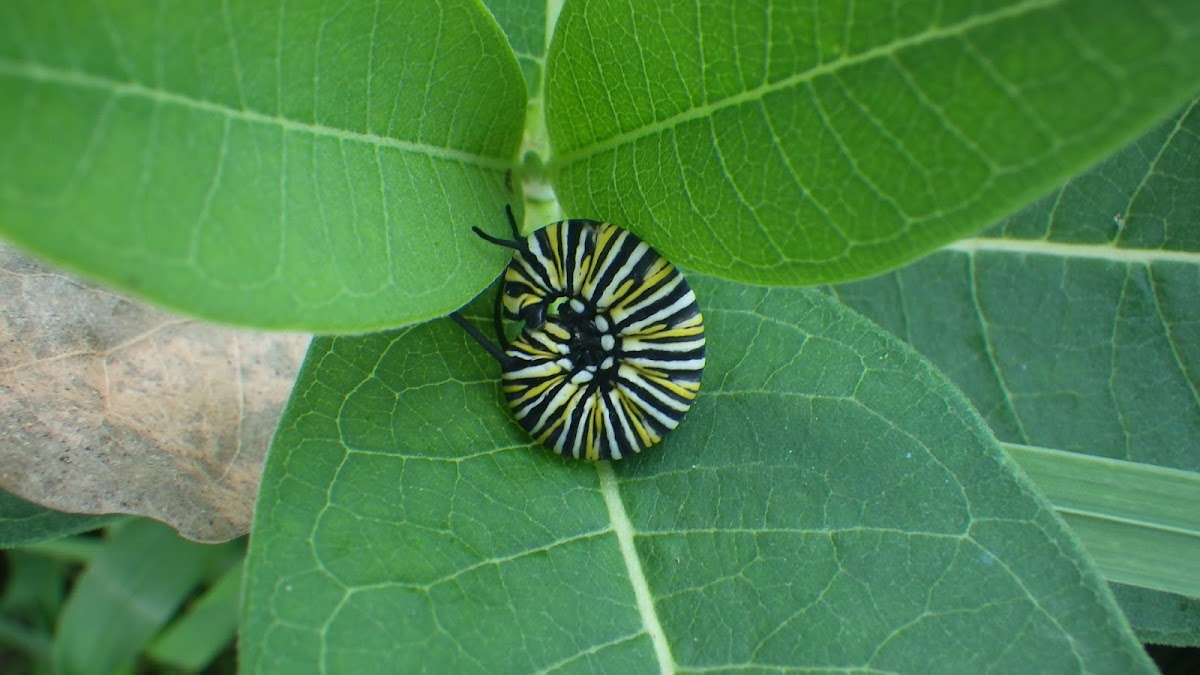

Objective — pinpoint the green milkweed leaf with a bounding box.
[546,0,1200,285]
[241,280,1152,673]
[1112,585,1200,647]
[0,0,525,331]
[831,96,1200,645]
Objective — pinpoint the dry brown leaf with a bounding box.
[0,243,308,542]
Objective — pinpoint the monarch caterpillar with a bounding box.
[451,207,705,460]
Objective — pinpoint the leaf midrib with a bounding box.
[548,0,1062,167]
[0,57,512,170]
[597,462,675,674]
[947,238,1200,264]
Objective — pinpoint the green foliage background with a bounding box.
[1,0,1198,672]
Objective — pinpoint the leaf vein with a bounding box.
[0,58,512,170]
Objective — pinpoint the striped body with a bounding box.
[498,219,705,460]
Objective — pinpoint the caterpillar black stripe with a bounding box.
[452,206,705,461]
